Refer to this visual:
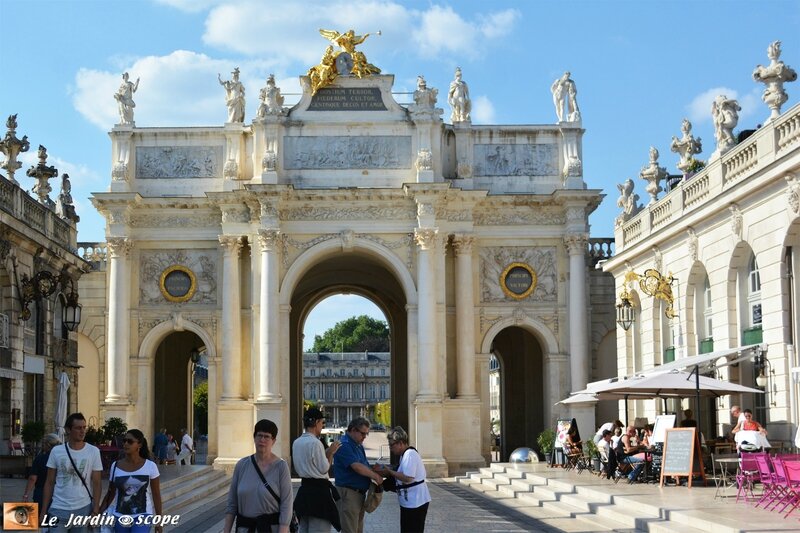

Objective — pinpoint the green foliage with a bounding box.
[193,381,208,435]
[102,417,128,441]
[21,420,46,446]
[374,400,391,427]
[85,426,103,445]
[537,428,556,455]
[311,315,389,353]
[584,438,599,458]
[686,158,706,174]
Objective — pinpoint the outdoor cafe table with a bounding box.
[715,457,740,499]
[735,430,771,450]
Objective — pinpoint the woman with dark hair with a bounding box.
[224,419,293,533]
[566,418,582,451]
[22,433,61,508]
[99,429,163,533]
[376,427,430,532]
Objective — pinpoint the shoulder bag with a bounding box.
[249,455,299,533]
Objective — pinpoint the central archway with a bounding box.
[288,248,411,441]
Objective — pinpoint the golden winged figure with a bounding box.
[319,28,373,54]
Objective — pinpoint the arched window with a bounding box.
[743,254,763,344]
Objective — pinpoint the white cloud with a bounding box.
[687,87,748,124]
[72,50,289,130]
[472,95,496,124]
[201,1,517,63]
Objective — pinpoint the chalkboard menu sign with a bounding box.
[159,265,197,303]
[500,262,537,300]
[660,428,705,487]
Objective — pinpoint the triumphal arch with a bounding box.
[83,31,612,474]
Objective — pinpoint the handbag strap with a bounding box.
[64,443,93,503]
[250,455,281,504]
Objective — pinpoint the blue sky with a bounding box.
[2,0,798,348]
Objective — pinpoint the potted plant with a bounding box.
[84,425,103,445]
[537,428,556,464]
[584,438,600,472]
[21,421,46,456]
[101,417,128,447]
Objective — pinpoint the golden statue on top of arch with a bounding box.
[308,29,382,94]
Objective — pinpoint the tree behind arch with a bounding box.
[311,315,389,352]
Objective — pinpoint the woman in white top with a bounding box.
[100,429,163,533]
[377,427,431,533]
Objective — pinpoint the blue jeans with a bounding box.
[115,515,152,533]
[46,503,93,532]
[624,455,644,481]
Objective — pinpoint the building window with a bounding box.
[743,254,763,344]
[696,276,713,354]
[310,369,315,377]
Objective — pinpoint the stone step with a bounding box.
[163,470,230,515]
[162,468,227,502]
[645,520,709,533]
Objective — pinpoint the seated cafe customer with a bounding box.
[616,426,647,483]
[732,409,767,435]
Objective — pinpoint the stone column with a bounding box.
[453,234,477,398]
[415,227,439,399]
[258,229,281,401]
[105,237,133,403]
[219,235,243,400]
[564,233,589,392]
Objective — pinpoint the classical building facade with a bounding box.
[0,115,85,450]
[77,39,617,474]
[605,43,800,442]
[302,351,391,427]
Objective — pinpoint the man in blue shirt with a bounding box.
[333,417,384,533]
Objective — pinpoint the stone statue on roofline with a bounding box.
[0,114,30,185]
[639,146,667,205]
[448,67,471,123]
[56,173,79,222]
[670,118,703,176]
[308,29,382,94]
[114,72,139,125]
[409,76,443,121]
[753,40,797,122]
[257,74,286,118]
[218,67,246,123]
[615,178,641,227]
[551,71,581,123]
[711,95,741,157]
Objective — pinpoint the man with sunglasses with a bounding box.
[333,417,384,533]
[40,412,103,532]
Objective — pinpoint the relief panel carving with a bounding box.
[473,144,558,177]
[279,206,414,220]
[283,136,412,169]
[136,146,224,179]
[140,249,218,305]
[481,246,557,302]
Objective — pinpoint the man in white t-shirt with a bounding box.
[176,428,194,465]
[41,412,103,532]
[730,405,747,430]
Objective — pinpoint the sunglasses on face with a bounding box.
[123,438,138,445]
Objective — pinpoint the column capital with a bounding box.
[218,235,244,255]
[451,233,475,255]
[414,227,438,250]
[107,237,133,258]
[257,228,282,250]
[563,233,588,255]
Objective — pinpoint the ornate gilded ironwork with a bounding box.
[308,29,381,94]
[624,268,677,319]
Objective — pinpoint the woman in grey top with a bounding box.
[224,419,293,533]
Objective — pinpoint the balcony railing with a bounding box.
[77,242,108,271]
[0,175,76,250]
[617,102,800,251]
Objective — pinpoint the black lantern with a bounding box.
[615,289,635,331]
[190,348,201,365]
[62,287,82,332]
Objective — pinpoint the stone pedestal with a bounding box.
[414,400,447,477]
[213,401,254,472]
[254,401,289,457]
[442,398,485,475]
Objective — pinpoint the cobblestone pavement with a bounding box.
[180,479,561,533]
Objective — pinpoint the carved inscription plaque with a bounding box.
[284,136,412,169]
[136,146,223,179]
[308,87,387,111]
[474,144,558,177]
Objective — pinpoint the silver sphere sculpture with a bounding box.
[509,447,539,463]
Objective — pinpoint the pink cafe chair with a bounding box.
[780,460,800,519]
[737,451,765,503]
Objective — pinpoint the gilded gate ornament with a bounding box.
[308,29,382,94]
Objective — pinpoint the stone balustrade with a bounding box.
[77,242,108,270]
[587,237,614,266]
[0,174,75,250]
[616,102,800,251]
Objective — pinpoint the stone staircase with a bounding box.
[455,463,799,533]
[161,466,230,517]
